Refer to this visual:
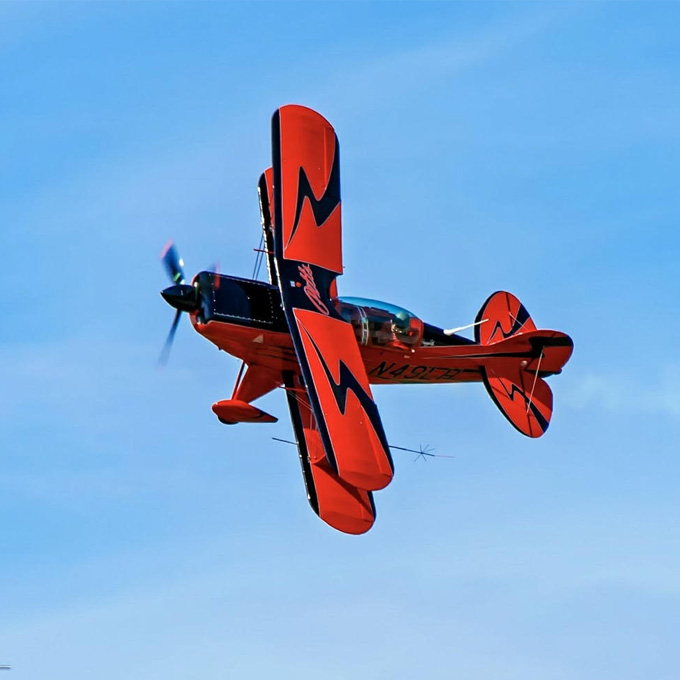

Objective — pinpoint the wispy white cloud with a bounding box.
[563,366,680,418]
[306,6,581,119]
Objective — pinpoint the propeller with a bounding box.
[159,309,182,366]
[161,241,185,284]
[158,241,199,365]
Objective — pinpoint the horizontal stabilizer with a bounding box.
[482,366,553,438]
[476,291,537,345]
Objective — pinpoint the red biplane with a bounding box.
[159,105,573,535]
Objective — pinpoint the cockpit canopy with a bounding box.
[336,297,424,349]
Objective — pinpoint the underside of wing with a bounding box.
[284,373,375,535]
[272,104,394,492]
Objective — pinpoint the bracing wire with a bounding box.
[251,234,265,280]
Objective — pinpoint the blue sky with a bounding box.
[2,2,679,678]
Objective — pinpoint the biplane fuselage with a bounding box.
[183,272,569,387]
[160,104,573,535]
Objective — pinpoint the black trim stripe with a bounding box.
[283,371,320,515]
[257,171,279,287]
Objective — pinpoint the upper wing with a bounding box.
[272,105,342,273]
[272,105,393,492]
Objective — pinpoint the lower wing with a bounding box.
[284,372,376,534]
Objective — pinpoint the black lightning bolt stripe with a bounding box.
[475,292,533,344]
[477,301,533,343]
[299,324,394,473]
[286,139,340,248]
[482,369,550,435]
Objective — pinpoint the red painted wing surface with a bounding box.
[284,374,375,535]
[273,105,342,274]
[272,105,394,492]
[292,309,394,490]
